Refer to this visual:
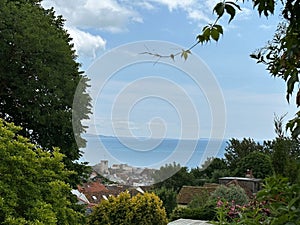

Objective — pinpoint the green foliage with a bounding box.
[213,1,241,23]
[153,187,177,217]
[270,137,300,183]
[187,190,210,209]
[197,24,223,43]
[170,202,216,221]
[87,192,168,225]
[210,169,231,184]
[196,0,300,137]
[153,163,194,192]
[235,151,274,179]
[224,138,264,171]
[210,185,249,206]
[190,158,230,184]
[214,176,300,224]
[0,0,91,184]
[249,1,300,137]
[257,176,300,223]
[0,119,85,224]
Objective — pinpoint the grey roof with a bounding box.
[168,219,212,225]
[219,177,261,182]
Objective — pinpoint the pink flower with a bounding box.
[217,200,223,207]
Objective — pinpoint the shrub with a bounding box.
[153,187,177,216]
[187,190,210,209]
[170,199,216,222]
[210,184,249,206]
[87,192,168,225]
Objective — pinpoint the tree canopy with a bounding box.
[0,119,85,224]
[0,0,91,184]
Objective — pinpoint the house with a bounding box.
[177,183,219,206]
[218,177,262,196]
[78,181,109,204]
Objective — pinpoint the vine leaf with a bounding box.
[225,4,236,23]
[181,49,191,60]
[214,2,225,17]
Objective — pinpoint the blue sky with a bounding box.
[42,0,297,141]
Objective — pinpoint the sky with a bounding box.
[42,0,297,142]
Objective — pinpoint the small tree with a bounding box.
[87,192,168,225]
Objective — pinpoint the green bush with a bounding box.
[0,119,85,224]
[87,192,168,225]
[170,202,216,221]
[187,190,210,209]
[210,184,249,206]
[153,187,177,217]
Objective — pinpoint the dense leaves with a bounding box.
[214,176,300,224]
[0,0,91,184]
[0,119,85,224]
[224,138,264,171]
[235,152,274,178]
[210,185,249,206]
[269,137,300,183]
[153,187,177,216]
[87,192,168,225]
[152,163,194,192]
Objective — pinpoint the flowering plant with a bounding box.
[213,176,300,224]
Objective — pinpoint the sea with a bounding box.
[82,134,228,170]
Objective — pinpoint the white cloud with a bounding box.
[43,0,142,32]
[67,27,106,58]
[42,0,142,59]
[149,0,196,11]
[136,1,155,10]
[41,0,253,61]
[187,9,212,24]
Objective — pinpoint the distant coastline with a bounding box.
[82,134,228,169]
[85,133,227,141]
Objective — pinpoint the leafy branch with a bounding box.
[141,0,277,61]
[141,1,242,61]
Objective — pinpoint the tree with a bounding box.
[0,119,85,224]
[152,163,194,192]
[190,157,230,183]
[0,0,91,184]
[235,151,274,179]
[224,138,264,171]
[87,192,168,225]
[269,137,300,183]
